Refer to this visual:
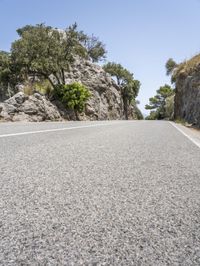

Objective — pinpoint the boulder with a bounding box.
[64,58,124,120]
[0,92,62,122]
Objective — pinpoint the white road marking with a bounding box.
[0,122,122,138]
[169,122,200,149]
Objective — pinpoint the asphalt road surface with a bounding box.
[0,121,200,265]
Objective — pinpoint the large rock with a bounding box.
[0,92,62,122]
[64,58,124,120]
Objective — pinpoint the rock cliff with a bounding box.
[174,56,200,128]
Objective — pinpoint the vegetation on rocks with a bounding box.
[103,62,141,119]
[54,82,91,118]
[146,53,200,127]
[11,23,103,88]
[0,23,107,94]
[166,54,200,83]
[165,54,200,127]
[0,23,141,121]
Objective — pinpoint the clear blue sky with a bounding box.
[1,0,200,113]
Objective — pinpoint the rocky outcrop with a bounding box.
[0,92,63,122]
[64,58,140,120]
[64,58,124,120]
[0,58,141,122]
[174,64,200,127]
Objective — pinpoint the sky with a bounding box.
[1,0,200,114]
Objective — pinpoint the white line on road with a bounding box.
[0,122,122,138]
[169,122,200,149]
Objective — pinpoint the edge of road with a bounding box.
[0,121,124,138]
[169,121,200,149]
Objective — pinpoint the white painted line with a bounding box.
[169,122,200,149]
[0,122,122,138]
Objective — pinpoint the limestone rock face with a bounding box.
[64,58,124,120]
[174,65,200,127]
[0,92,62,122]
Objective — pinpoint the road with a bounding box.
[0,121,200,265]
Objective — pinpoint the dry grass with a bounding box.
[23,84,34,95]
[174,53,200,79]
[23,80,53,96]
[34,80,53,96]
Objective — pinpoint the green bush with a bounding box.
[54,82,91,113]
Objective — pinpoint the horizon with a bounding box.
[1,0,200,113]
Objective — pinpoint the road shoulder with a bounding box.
[169,121,200,149]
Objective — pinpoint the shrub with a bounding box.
[54,82,91,113]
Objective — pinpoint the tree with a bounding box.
[0,51,11,84]
[164,94,174,119]
[145,110,159,120]
[11,23,87,89]
[0,51,20,99]
[54,82,91,119]
[79,34,107,62]
[165,58,177,76]
[103,62,132,86]
[0,51,10,99]
[145,84,174,119]
[134,105,143,120]
[10,23,107,89]
[103,62,140,119]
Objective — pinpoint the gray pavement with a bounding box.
[0,121,200,265]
